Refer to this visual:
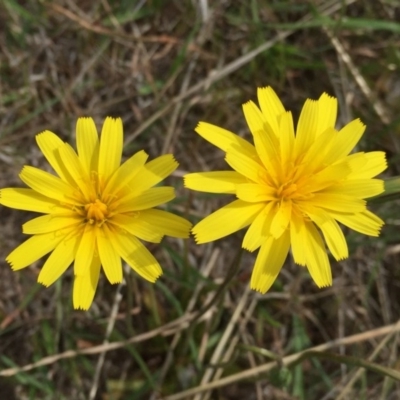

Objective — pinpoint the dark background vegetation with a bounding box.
[0,0,400,399]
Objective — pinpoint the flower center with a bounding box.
[276,182,297,201]
[85,199,108,224]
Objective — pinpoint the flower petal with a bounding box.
[192,199,265,243]
[98,117,123,183]
[0,188,64,213]
[270,200,292,239]
[73,256,101,310]
[74,225,96,276]
[290,211,306,266]
[184,171,247,194]
[38,233,80,286]
[6,231,68,270]
[328,119,365,162]
[104,150,148,195]
[76,117,99,174]
[116,187,175,213]
[23,214,82,235]
[57,143,92,199]
[19,166,79,204]
[303,222,332,287]
[250,230,290,293]
[242,100,267,137]
[225,148,265,184]
[195,122,257,158]
[257,86,285,133]
[236,183,276,202]
[347,151,387,179]
[295,99,319,158]
[330,209,384,237]
[306,193,366,213]
[242,202,275,251]
[110,213,163,243]
[316,93,337,135]
[112,229,162,282]
[97,225,122,284]
[279,111,295,170]
[132,155,178,194]
[304,207,348,261]
[35,131,75,185]
[324,179,384,199]
[130,209,192,239]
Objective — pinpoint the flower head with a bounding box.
[0,117,191,309]
[185,87,386,292]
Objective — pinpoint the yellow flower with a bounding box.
[0,117,191,310]
[185,87,386,293]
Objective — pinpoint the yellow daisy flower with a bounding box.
[185,87,386,293]
[0,117,191,310]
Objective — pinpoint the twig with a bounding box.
[324,28,391,125]
[88,281,124,400]
[0,309,209,377]
[163,320,400,400]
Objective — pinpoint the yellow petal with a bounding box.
[242,100,266,136]
[98,117,123,183]
[324,179,384,199]
[290,211,306,266]
[316,93,337,135]
[104,150,148,195]
[133,155,178,194]
[130,209,192,239]
[23,214,82,235]
[19,166,78,204]
[184,171,247,194]
[73,256,101,310]
[347,151,387,179]
[270,200,292,239]
[112,228,162,282]
[330,209,384,237]
[97,225,122,284]
[304,207,348,261]
[242,202,275,252]
[236,183,276,202]
[326,119,365,163]
[300,127,337,172]
[116,187,175,213]
[35,131,75,185]
[250,230,290,293]
[110,213,163,243]
[192,199,265,243]
[320,219,348,261]
[251,127,280,179]
[257,86,285,133]
[76,117,99,174]
[38,232,80,286]
[306,162,351,192]
[74,225,96,275]
[0,188,64,213]
[307,193,366,213]
[195,122,257,159]
[294,99,319,158]
[225,148,265,184]
[57,143,91,199]
[303,222,332,287]
[279,111,295,170]
[6,231,68,270]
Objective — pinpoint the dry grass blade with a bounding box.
[0,309,211,377]
[163,321,400,400]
